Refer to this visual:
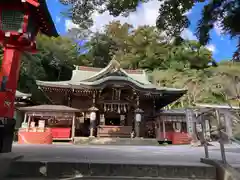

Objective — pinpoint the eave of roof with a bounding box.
[15,90,31,99]
[37,77,187,95]
[37,0,58,37]
[18,104,80,112]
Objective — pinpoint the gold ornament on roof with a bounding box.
[111,56,120,71]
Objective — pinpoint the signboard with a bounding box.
[185,109,194,133]
[196,123,203,132]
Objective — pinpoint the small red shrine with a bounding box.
[18,105,80,144]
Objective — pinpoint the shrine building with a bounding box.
[36,60,187,139]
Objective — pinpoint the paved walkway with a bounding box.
[11,144,240,167]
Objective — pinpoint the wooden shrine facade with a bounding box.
[36,60,186,138]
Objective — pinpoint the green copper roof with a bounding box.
[36,60,186,94]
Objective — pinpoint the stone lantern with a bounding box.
[0,0,57,153]
[88,106,99,137]
[134,108,144,138]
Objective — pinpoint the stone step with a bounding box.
[74,137,160,146]
[6,177,216,180]
[6,161,216,179]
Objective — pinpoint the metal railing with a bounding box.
[196,108,240,164]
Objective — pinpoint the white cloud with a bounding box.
[91,0,163,32]
[64,1,199,44]
[183,9,192,16]
[65,0,162,32]
[214,21,224,36]
[180,28,197,40]
[65,19,80,32]
[206,44,216,53]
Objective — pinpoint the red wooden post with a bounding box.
[0,0,57,153]
[0,48,21,118]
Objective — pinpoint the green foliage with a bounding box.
[0,21,239,108]
[152,62,240,108]
[61,0,240,58]
[17,35,79,104]
[79,21,212,71]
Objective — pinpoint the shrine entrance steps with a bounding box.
[6,161,216,180]
[74,137,160,146]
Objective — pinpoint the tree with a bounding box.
[157,0,240,58]
[61,0,240,57]
[18,35,80,103]
[81,32,117,68]
[166,40,214,70]
[79,21,172,70]
[151,61,240,109]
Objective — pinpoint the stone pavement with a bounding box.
[11,143,240,166]
[5,143,240,179]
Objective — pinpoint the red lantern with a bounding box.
[0,0,57,153]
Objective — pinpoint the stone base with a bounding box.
[74,137,160,146]
[201,158,240,180]
[7,161,217,179]
[0,153,23,179]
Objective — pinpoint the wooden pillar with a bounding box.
[162,116,166,139]
[23,113,27,123]
[67,92,72,107]
[157,116,161,139]
[71,113,76,140]
[120,115,125,126]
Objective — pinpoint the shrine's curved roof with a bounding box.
[70,76,186,93]
[36,60,187,95]
[38,0,58,37]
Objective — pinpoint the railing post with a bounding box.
[199,115,209,158]
[215,109,227,164]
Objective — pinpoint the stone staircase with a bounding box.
[6,161,216,180]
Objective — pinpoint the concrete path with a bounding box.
[11,144,240,167]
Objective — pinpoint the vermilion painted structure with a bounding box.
[0,0,58,118]
[0,0,57,152]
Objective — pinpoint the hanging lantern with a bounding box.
[90,112,96,121]
[135,108,144,122]
[135,113,141,122]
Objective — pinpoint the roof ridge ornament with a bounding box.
[110,56,120,71]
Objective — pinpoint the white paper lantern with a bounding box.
[135,113,141,122]
[90,112,96,121]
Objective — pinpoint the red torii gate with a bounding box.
[0,0,58,152]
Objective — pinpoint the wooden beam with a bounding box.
[25,0,40,7]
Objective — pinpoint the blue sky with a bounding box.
[46,0,237,62]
